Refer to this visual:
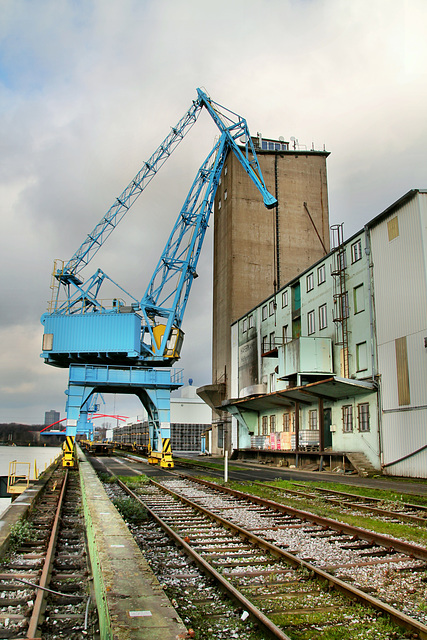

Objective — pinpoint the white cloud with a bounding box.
[0,0,426,422]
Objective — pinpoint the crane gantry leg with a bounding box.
[144,388,174,468]
[63,364,182,468]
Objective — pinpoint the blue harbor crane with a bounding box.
[41,89,276,467]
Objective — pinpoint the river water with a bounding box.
[0,445,62,516]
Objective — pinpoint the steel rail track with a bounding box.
[185,475,427,562]
[25,469,69,639]
[277,481,427,526]
[0,468,95,640]
[116,478,292,640]
[291,481,427,511]
[117,476,427,639]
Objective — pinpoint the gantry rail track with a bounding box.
[107,473,427,640]
[0,468,96,640]
[183,475,427,563]
[256,480,427,527]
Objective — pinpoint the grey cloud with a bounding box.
[0,0,426,422]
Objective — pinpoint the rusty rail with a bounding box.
[26,470,69,639]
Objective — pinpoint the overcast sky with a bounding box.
[0,0,426,425]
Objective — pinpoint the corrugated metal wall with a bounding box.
[371,192,427,478]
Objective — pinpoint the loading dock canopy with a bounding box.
[222,376,377,412]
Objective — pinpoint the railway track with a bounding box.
[0,468,97,640]
[254,480,427,527]
[103,473,427,640]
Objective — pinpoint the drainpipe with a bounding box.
[364,225,382,465]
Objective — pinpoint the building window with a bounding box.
[338,249,347,270]
[308,410,317,431]
[262,335,268,353]
[269,415,276,433]
[387,217,399,241]
[270,372,276,392]
[283,413,290,432]
[261,139,288,151]
[335,292,349,320]
[356,341,368,372]
[218,199,222,210]
[319,304,327,330]
[317,264,326,284]
[307,310,315,335]
[262,416,268,435]
[217,424,224,448]
[224,165,228,175]
[269,331,275,350]
[269,300,275,316]
[224,189,228,200]
[242,318,247,333]
[351,239,363,263]
[262,305,267,321]
[248,315,254,329]
[342,405,353,432]
[354,284,365,314]
[282,290,288,307]
[283,324,290,344]
[306,272,314,292]
[358,403,370,432]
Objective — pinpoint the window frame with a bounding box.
[283,324,289,344]
[356,341,368,372]
[351,239,363,263]
[317,264,326,285]
[358,403,370,432]
[262,305,267,321]
[307,309,315,335]
[242,318,247,333]
[261,415,268,435]
[308,409,317,431]
[342,405,353,432]
[282,290,288,308]
[319,303,327,330]
[306,272,314,292]
[353,284,365,314]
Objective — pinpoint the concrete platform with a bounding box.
[78,448,188,640]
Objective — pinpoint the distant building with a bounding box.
[222,189,427,479]
[44,410,60,426]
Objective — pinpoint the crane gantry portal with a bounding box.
[41,89,277,468]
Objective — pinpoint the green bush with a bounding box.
[112,497,147,524]
[9,520,36,551]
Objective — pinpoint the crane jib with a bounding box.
[43,90,276,367]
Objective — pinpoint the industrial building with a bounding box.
[217,189,426,478]
[198,136,331,454]
[113,381,211,454]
